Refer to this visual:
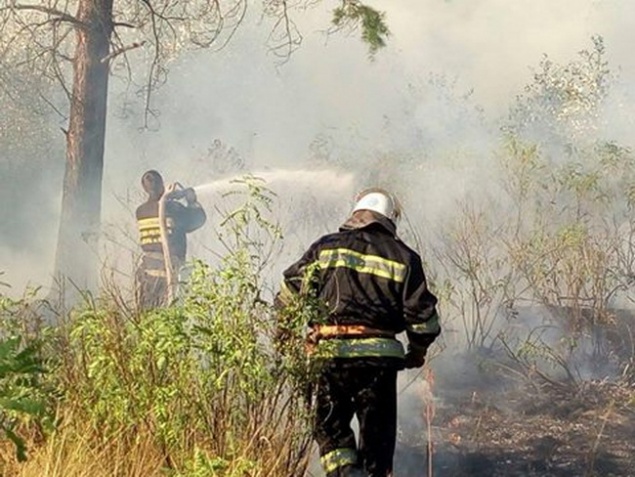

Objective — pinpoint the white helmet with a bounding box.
[352,188,402,222]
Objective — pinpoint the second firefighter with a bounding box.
[136,170,207,309]
[276,187,441,477]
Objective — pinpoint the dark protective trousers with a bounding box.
[314,361,398,477]
[136,253,187,310]
[136,253,168,310]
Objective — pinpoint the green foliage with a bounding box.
[274,259,327,386]
[169,446,260,477]
[497,328,581,392]
[0,287,51,464]
[508,36,611,142]
[48,179,313,475]
[502,136,635,314]
[332,1,390,56]
[0,335,47,462]
[433,200,519,350]
[435,40,635,372]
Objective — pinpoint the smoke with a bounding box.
[2,0,634,293]
[3,3,635,473]
[189,168,357,284]
[0,70,65,295]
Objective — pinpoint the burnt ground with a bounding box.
[394,369,635,477]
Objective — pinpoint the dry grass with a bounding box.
[1,409,166,477]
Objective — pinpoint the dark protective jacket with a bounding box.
[136,198,207,263]
[277,211,440,362]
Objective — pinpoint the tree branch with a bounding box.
[138,0,161,129]
[268,0,302,61]
[112,21,136,29]
[1,4,86,29]
[101,41,145,64]
[209,0,247,53]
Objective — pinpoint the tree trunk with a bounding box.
[53,0,113,297]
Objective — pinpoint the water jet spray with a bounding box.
[188,168,356,197]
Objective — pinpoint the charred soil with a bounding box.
[396,368,635,477]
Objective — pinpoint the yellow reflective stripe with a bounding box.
[407,312,441,335]
[140,231,161,243]
[139,226,160,233]
[318,248,406,282]
[316,337,405,359]
[139,227,170,235]
[320,448,357,473]
[138,217,160,227]
[138,217,160,224]
[138,216,161,240]
[140,237,162,245]
[138,217,173,232]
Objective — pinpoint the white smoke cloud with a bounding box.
[384,0,635,117]
[4,0,635,295]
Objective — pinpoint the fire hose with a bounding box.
[158,181,183,304]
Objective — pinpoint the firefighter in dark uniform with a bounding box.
[276,188,440,477]
[136,170,207,309]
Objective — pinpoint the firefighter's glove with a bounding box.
[183,187,197,204]
[404,349,426,369]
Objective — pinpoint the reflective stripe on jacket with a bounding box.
[136,198,206,261]
[315,337,405,359]
[320,448,358,474]
[276,213,440,359]
[137,216,174,245]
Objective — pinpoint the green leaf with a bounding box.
[332,1,390,56]
[0,397,46,416]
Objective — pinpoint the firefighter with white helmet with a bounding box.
[351,188,402,222]
[276,187,440,477]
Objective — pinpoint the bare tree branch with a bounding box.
[112,21,136,29]
[267,0,302,63]
[101,40,145,63]
[209,0,247,52]
[1,3,86,29]
[108,24,134,86]
[50,20,73,101]
[138,0,162,129]
[37,89,66,119]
